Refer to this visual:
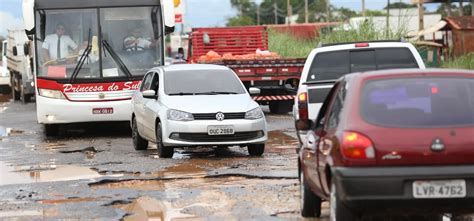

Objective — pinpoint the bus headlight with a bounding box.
[38,89,65,100]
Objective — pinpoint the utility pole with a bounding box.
[257,4,260,25]
[418,0,424,40]
[287,0,292,24]
[274,2,278,24]
[447,0,452,16]
[362,0,366,17]
[305,0,308,23]
[459,0,464,16]
[386,0,390,37]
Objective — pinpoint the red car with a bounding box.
[297,69,474,220]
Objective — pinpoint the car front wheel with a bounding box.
[156,122,173,158]
[330,181,359,221]
[247,143,265,156]
[300,168,322,217]
[132,117,148,150]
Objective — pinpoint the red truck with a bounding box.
[187,26,306,114]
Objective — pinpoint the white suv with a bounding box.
[293,41,426,143]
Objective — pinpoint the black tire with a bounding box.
[300,169,322,217]
[20,87,31,103]
[330,181,359,221]
[156,122,173,158]
[247,143,265,156]
[11,75,20,101]
[269,101,292,114]
[132,117,148,150]
[44,124,59,137]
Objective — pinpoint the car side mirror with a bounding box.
[249,87,260,95]
[296,119,314,130]
[142,90,157,99]
[12,46,18,56]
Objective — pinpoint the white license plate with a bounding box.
[413,180,466,199]
[207,125,234,135]
[92,108,114,115]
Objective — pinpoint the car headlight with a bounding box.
[38,89,65,99]
[167,109,194,121]
[245,107,264,119]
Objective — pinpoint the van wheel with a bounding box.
[330,180,360,221]
[20,87,31,103]
[44,124,59,137]
[247,143,265,156]
[132,117,148,150]
[300,169,322,217]
[156,122,173,158]
[11,76,20,101]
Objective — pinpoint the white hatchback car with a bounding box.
[131,64,267,158]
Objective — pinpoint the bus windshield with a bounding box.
[35,7,163,81]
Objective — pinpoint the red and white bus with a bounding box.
[22,0,175,136]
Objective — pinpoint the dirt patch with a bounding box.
[39,197,101,204]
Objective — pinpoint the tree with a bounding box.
[226,16,256,26]
[436,3,472,17]
[228,0,258,26]
[384,2,416,9]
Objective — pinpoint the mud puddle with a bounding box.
[115,196,197,221]
[0,162,106,186]
[0,94,11,103]
[266,130,298,151]
[39,197,104,204]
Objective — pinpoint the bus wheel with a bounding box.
[44,124,59,137]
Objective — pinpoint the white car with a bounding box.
[293,41,426,143]
[131,64,267,158]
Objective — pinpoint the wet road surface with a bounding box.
[0,96,329,220]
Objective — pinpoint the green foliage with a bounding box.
[318,19,407,45]
[268,29,317,58]
[384,2,416,9]
[226,16,256,27]
[361,10,387,16]
[441,53,474,70]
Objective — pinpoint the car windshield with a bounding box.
[164,69,247,95]
[35,7,162,81]
[361,77,474,127]
[307,48,419,82]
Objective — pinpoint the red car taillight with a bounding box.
[297,92,308,120]
[341,132,375,159]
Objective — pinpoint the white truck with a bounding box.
[6,29,35,103]
[0,40,10,93]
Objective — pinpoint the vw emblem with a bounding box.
[98,93,105,99]
[431,138,445,152]
[215,112,225,121]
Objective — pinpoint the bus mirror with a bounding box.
[162,0,175,35]
[13,46,18,56]
[23,0,35,33]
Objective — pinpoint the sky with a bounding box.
[0,0,442,37]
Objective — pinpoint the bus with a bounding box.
[22,0,175,136]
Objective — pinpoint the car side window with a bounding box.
[150,72,159,92]
[313,82,340,130]
[140,73,153,92]
[325,82,346,130]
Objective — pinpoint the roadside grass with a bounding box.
[441,53,474,70]
[268,29,317,58]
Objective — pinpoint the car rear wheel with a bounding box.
[330,181,359,221]
[300,169,322,217]
[156,122,174,158]
[247,143,264,156]
[132,118,148,150]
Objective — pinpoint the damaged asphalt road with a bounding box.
[0,99,329,220]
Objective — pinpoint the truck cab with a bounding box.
[0,40,10,91]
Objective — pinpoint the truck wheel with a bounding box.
[300,169,322,217]
[247,143,265,156]
[11,76,20,101]
[44,124,59,137]
[20,87,31,103]
[269,101,292,114]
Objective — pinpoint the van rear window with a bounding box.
[307,48,419,82]
[361,77,474,127]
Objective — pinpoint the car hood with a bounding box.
[162,94,258,113]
